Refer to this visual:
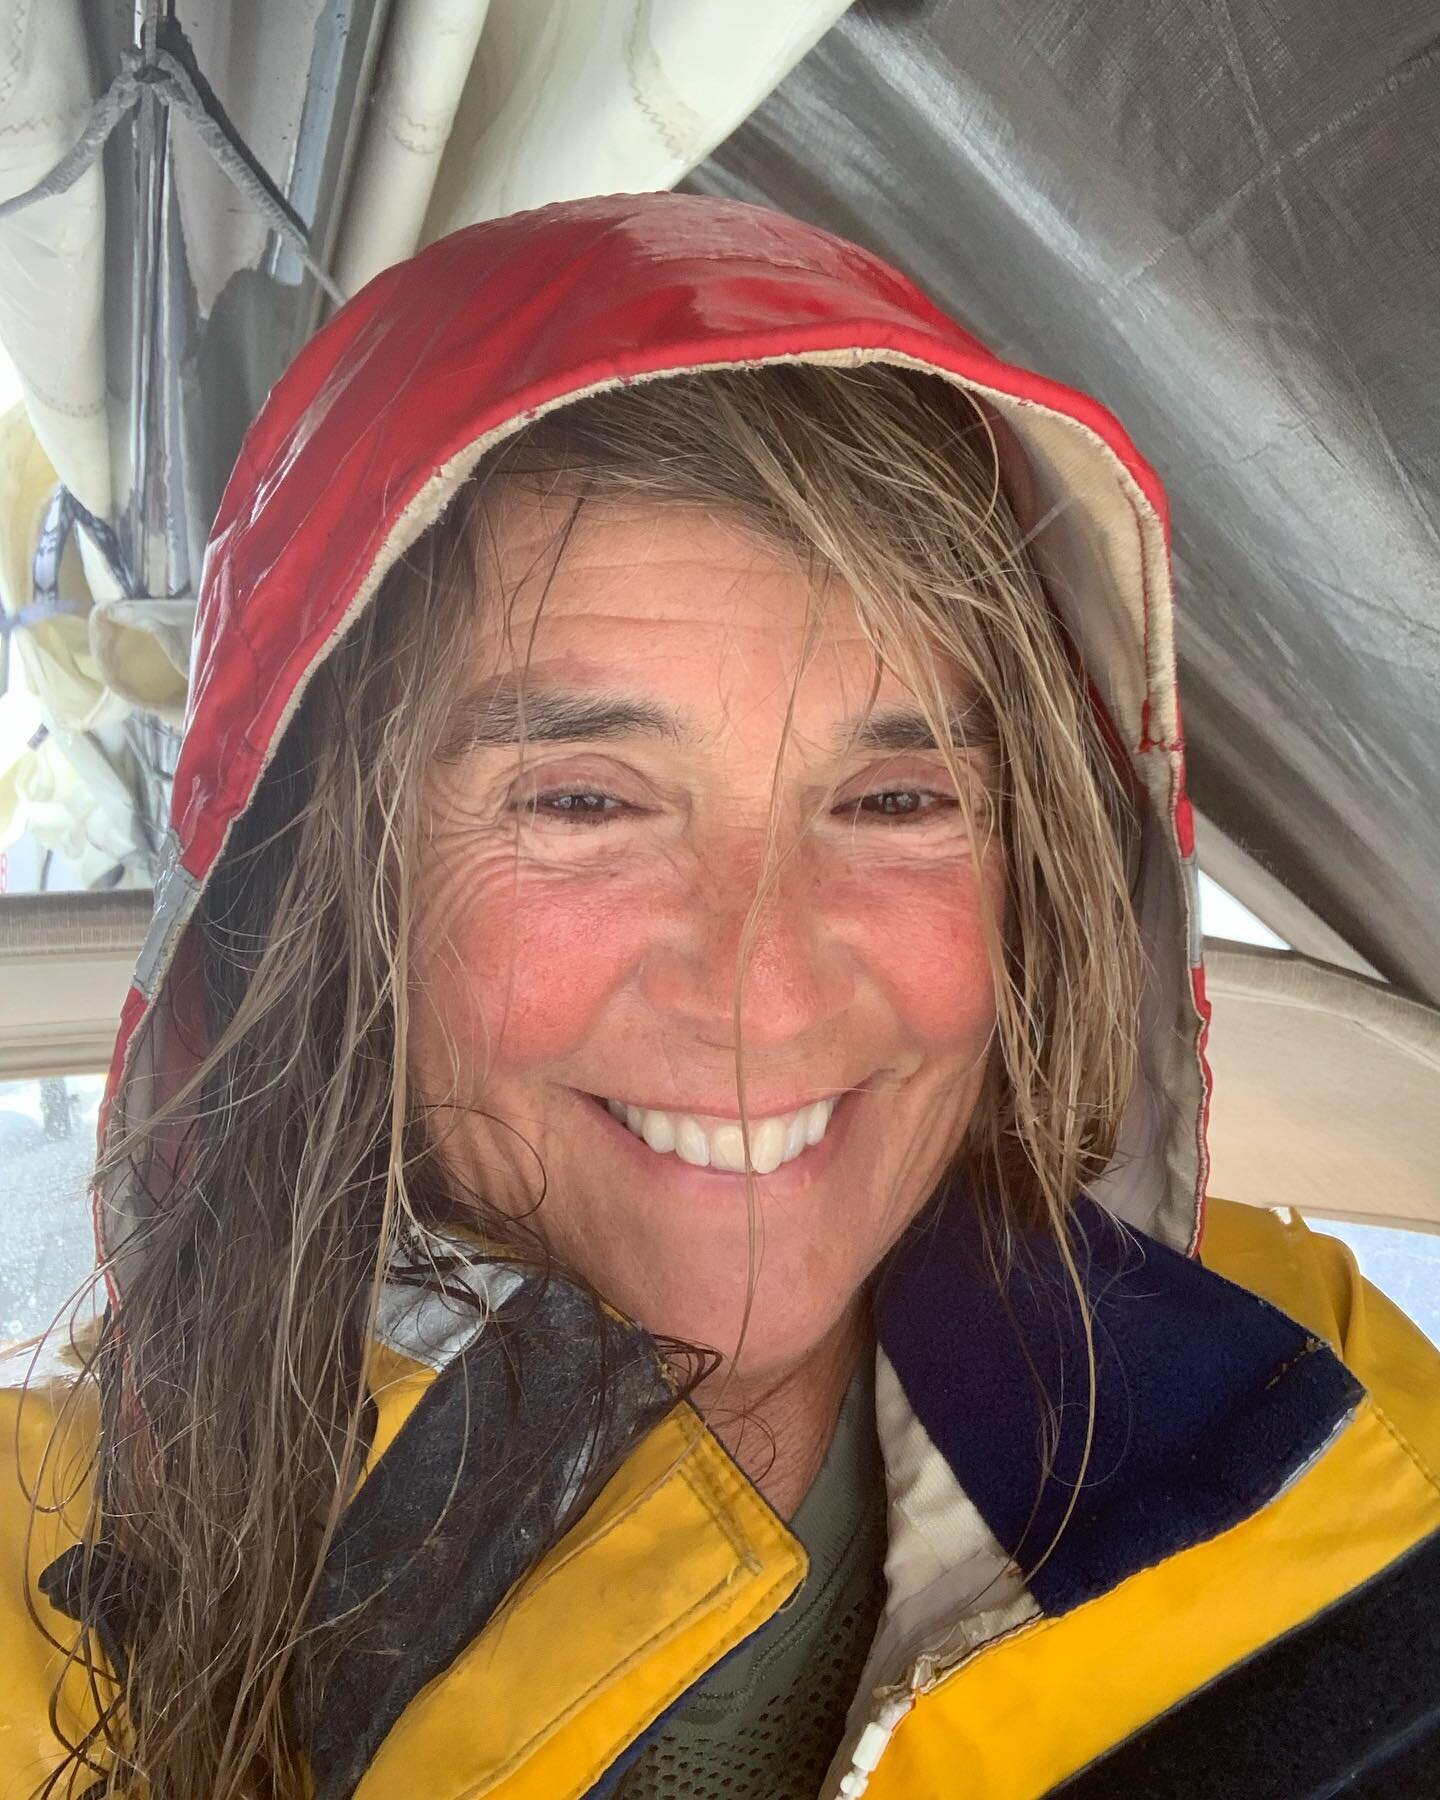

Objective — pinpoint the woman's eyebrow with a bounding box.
[851,702,998,751]
[439,679,688,754]
[439,677,994,755]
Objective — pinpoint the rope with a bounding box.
[0,600,82,637]
[3,485,83,635]
[0,22,347,306]
[0,15,349,640]
[66,493,135,595]
[1,483,179,642]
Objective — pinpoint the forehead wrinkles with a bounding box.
[461,488,985,761]
[483,488,793,605]
[496,499,854,646]
[476,491,864,686]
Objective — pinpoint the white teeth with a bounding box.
[803,1099,830,1147]
[641,1109,676,1154]
[709,1123,746,1173]
[599,1091,842,1173]
[750,1117,787,1175]
[673,1117,711,1167]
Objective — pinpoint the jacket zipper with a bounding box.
[829,1614,1043,1796]
[832,1695,915,1796]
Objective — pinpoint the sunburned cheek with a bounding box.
[855,881,1000,1046]
[423,887,649,1070]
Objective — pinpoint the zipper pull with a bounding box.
[836,1695,913,1796]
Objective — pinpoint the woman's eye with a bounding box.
[843,789,957,822]
[512,786,963,828]
[516,789,634,824]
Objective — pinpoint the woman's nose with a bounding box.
[634,832,856,1050]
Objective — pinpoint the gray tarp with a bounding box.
[689,0,1440,1009]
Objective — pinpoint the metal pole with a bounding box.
[126,0,175,601]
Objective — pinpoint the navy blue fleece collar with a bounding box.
[874,1189,1363,1615]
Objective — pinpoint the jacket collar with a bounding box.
[40,1193,1362,1800]
[292,1268,677,1800]
[873,1185,1361,1630]
[292,1191,1360,1797]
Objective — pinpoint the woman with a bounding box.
[3,194,1438,1800]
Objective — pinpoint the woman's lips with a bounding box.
[584,1089,848,1126]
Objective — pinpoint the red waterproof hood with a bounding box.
[100,193,1210,1280]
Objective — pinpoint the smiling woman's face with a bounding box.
[410,490,1004,1384]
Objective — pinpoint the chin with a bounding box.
[616,1247,869,1385]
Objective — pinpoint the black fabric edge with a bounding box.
[1048,1525,1440,1799]
[289,1274,675,1800]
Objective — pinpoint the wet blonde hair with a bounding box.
[34,362,1141,1798]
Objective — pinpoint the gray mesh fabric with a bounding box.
[617,1353,888,1799]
